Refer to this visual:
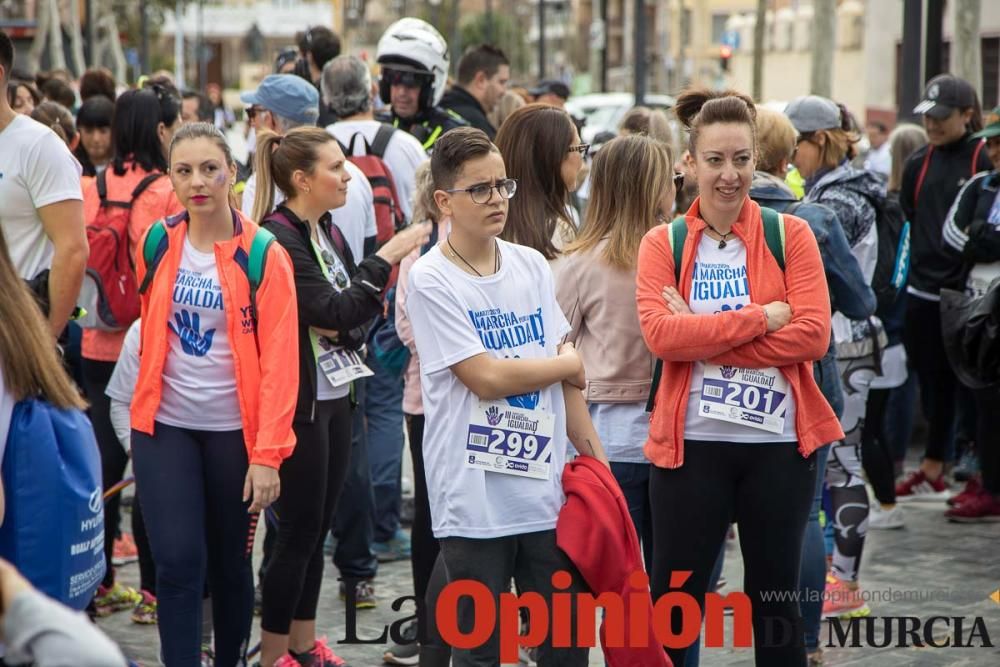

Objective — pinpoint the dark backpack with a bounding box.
[866,192,910,315]
[645,208,786,412]
[368,223,441,375]
[77,171,164,331]
[338,125,406,245]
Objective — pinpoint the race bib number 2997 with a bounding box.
[465,400,554,480]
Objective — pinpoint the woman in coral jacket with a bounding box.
[636,89,843,667]
[130,122,299,667]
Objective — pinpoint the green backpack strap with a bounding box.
[247,227,276,324]
[647,217,687,413]
[759,206,786,271]
[137,220,169,296]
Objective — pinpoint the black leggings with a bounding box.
[650,440,816,667]
[81,358,154,590]
[261,397,352,634]
[903,297,957,462]
[405,413,440,643]
[861,388,895,505]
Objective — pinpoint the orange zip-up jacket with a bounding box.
[130,209,299,469]
[636,197,844,469]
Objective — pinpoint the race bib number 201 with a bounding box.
[699,364,789,434]
[465,400,554,480]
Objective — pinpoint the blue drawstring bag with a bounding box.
[0,398,105,610]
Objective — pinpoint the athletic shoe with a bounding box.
[293,637,349,667]
[895,470,950,502]
[93,582,143,617]
[953,449,980,482]
[382,619,419,665]
[867,504,905,530]
[822,576,870,619]
[948,477,983,507]
[131,589,158,624]
[112,532,139,565]
[339,579,376,609]
[271,655,300,667]
[373,529,411,563]
[944,491,1000,523]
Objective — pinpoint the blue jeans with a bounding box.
[332,380,378,580]
[800,444,831,652]
[132,424,254,667]
[609,462,652,573]
[364,353,406,542]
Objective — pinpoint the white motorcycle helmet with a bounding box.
[376,18,450,109]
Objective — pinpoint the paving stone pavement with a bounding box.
[98,491,1000,667]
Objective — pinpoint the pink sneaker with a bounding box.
[822,575,871,619]
[945,491,1000,523]
[948,477,983,507]
[297,637,349,667]
[272,655,300,667]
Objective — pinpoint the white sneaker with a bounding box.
[868,504,905,529]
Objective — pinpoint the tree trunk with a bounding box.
[101,13,128,84]
[953,0,982,98]
[28,0,50,73]
[810,0,836,97]
[752,0,766,101]
[69,0,87,76]
[48,0,68,71]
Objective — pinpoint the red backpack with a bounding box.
[77,170,163,331]
[338,125,406,244]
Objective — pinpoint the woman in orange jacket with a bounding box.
[636,89,843,667]
[130,122,299,667]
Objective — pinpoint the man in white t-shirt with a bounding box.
[0,31,88,336]
[321,55,428,222]
[239,73,377,259]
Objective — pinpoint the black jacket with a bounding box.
[900,133,992,296]
[440,86,497,140]
[377,105,468,152]
[941,170,1000,266]
[262,204,391,422]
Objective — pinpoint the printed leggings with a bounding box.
[261,397,352,634]
[132,423,256,667]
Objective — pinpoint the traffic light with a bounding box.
[720,45,733,72]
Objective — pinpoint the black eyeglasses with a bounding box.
[673,172,685,191]
[445,178,518,205]
[382,68,432,89]
[568,143,591,158]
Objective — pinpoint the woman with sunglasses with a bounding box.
[252,126,429,667]
[554,134,675,573]
[495,104,588,260]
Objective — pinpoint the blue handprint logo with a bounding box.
[505,390,540,410]
[168,309,216,357]
[485,405,503,426]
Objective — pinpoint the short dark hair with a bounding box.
[80,68,117,102]
[456,44,509,86]
[111,88,177,176]
[76,94,115,129]
[40,78,75,109]
[182,89,214,122]
[298,26,341,71]
[431,127,499,190]
[0,30,12,82]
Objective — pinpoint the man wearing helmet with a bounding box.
[376,18,467,152]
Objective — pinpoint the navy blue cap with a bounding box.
[240,74,319,125]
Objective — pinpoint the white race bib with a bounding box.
[699,364,790,434]
[313,334,373,388]
[465,400,555,480]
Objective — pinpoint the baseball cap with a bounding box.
[913,74,977,119]
[529,79,571,101]
[240,74,319,125]
[973,106,1000,139]
[784,95,842,133]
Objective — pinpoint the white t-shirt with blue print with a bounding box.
[683,234,797,443]
[157,237,242,431]
[406,240,572,539]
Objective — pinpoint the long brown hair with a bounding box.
[888,123,928,193]
[251,126,336,222]
[0,233,85,410]
[565,135,673,271]
[495,104,576,260]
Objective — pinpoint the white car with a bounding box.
[566,92,677,144]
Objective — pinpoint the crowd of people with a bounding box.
[0,12,998,667]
